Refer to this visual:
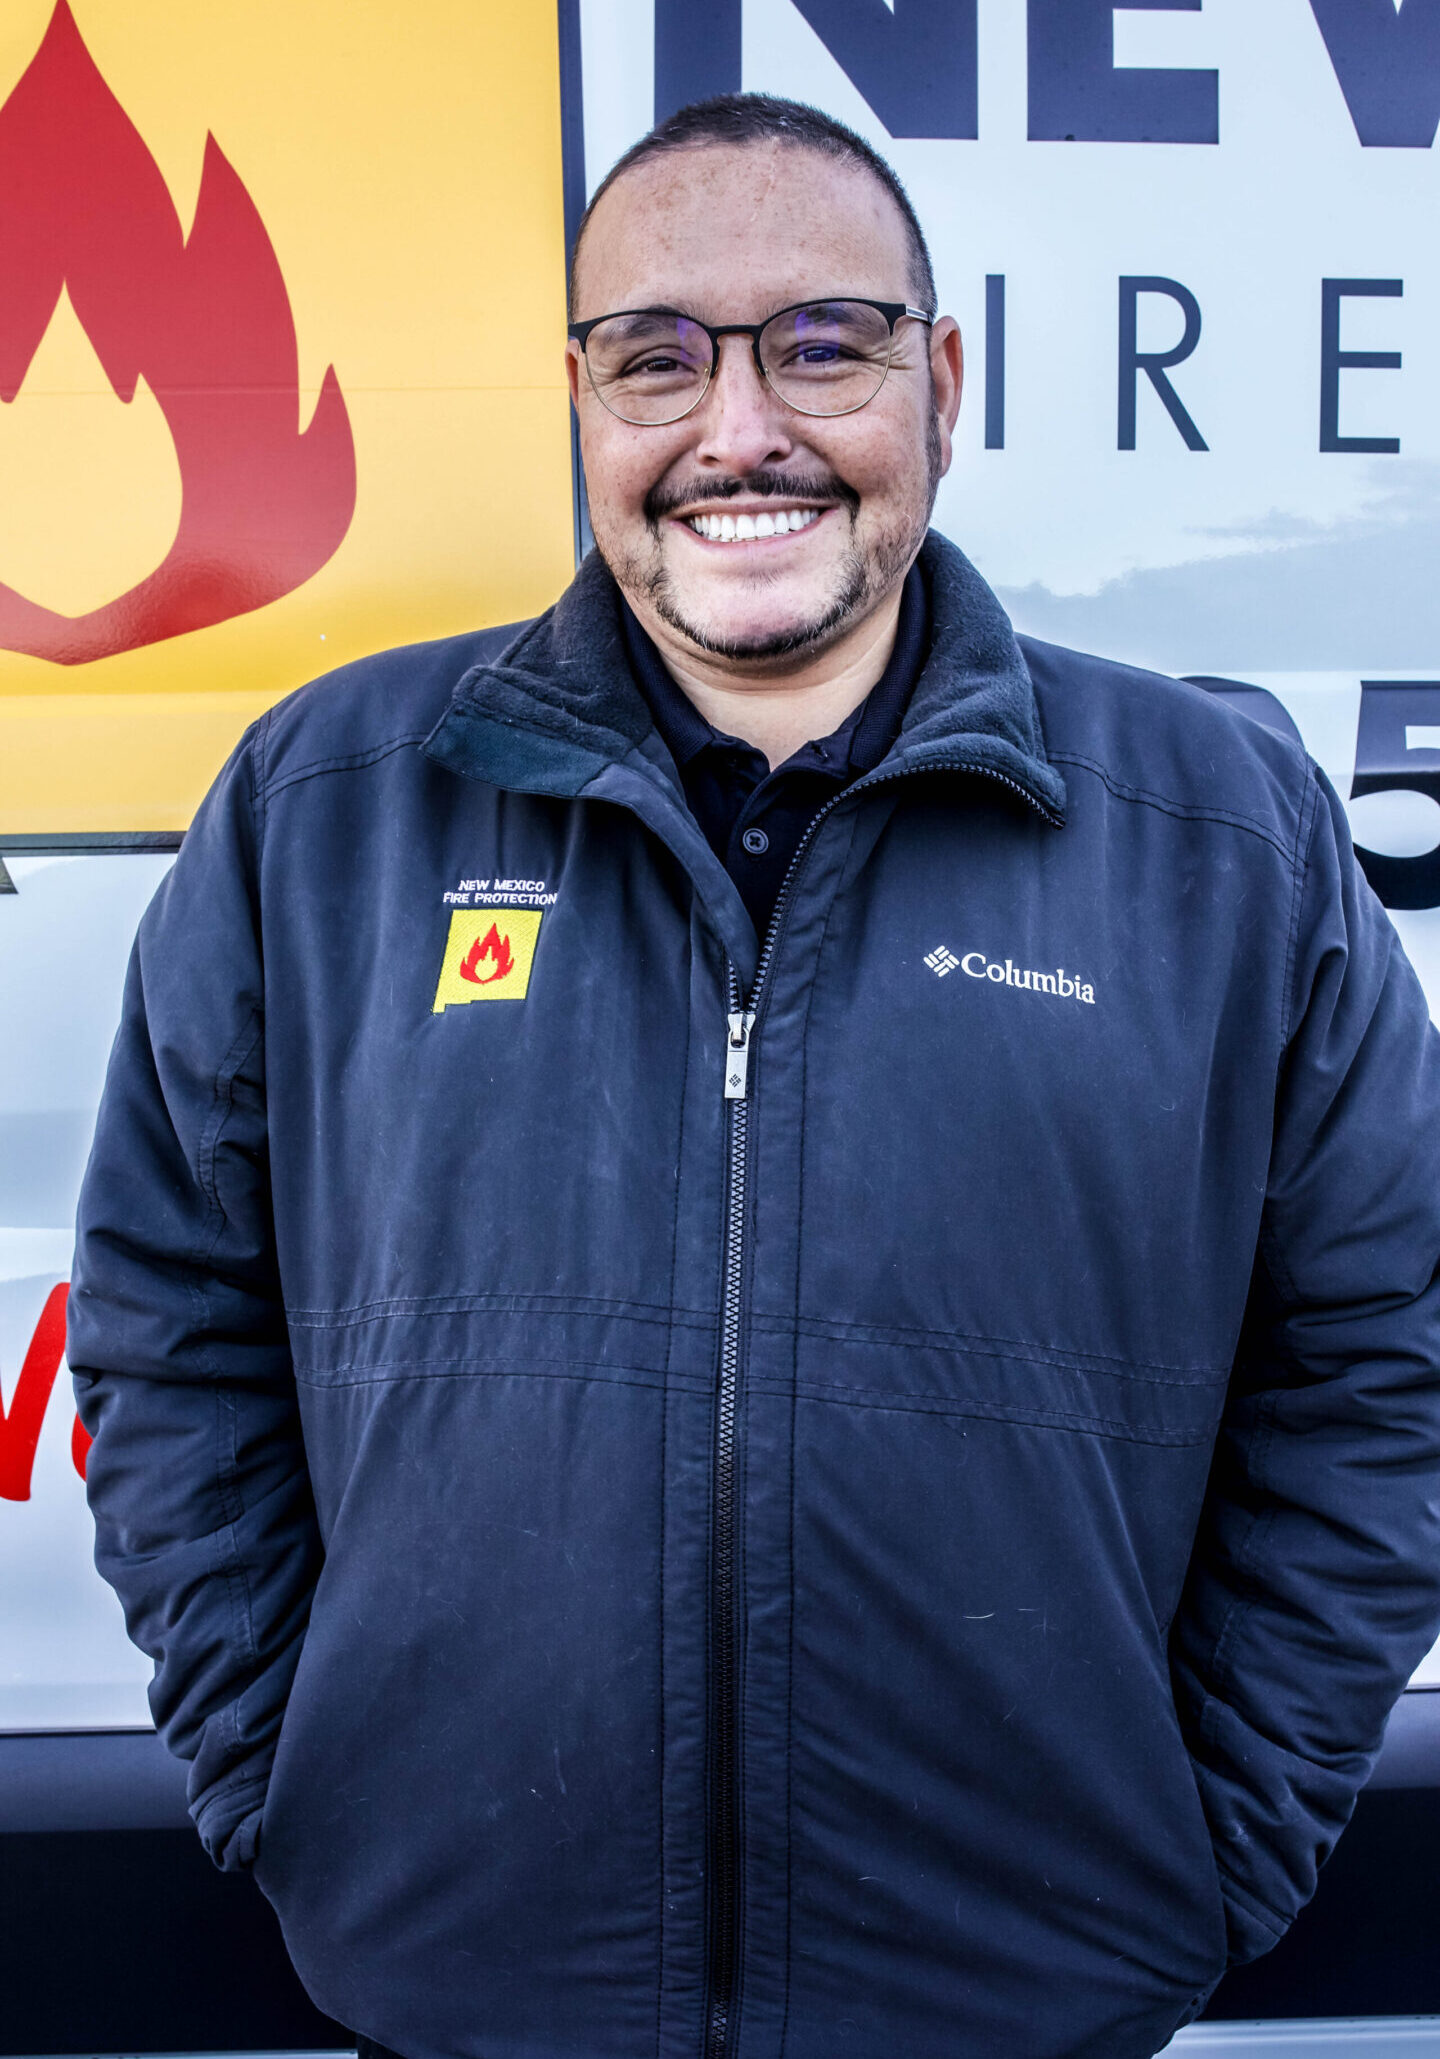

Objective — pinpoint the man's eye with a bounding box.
[615,350,698,381]
[773,340,852,370]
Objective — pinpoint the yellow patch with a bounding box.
[432,908,543,1011]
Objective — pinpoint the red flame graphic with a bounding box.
[0,4,356,664]
[460,924,514,985]
[0,1281,68,1502]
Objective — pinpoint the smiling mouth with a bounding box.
[683,506,825,543]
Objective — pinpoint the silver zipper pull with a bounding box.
[723,1010,757,1100]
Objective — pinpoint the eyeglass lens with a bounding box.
[583,301,897,424]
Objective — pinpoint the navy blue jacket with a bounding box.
[70,535,1440,2059]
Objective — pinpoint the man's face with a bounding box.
[567,143,962,669]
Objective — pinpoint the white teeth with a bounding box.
[687,507,822,543]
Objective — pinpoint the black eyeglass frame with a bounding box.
[567,297,935,424]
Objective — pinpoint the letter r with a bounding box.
[1118,278,1208,452]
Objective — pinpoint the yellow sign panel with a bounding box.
[432,908,544,1011]
[0,0,573,831]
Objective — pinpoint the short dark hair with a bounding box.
[568,92,937,319]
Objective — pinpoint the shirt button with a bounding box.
[741,828,770,855]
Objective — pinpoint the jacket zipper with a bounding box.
[700,757,1058,2059]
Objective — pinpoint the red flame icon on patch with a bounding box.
[459,924,515,986]
[0,3,356,664]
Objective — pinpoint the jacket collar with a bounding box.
[422,531,1066,823]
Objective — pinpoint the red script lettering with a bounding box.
[0,1281,70,1501]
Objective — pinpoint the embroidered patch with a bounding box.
[432,909,543,1010]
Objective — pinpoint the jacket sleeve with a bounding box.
[68,721,321,1872]
[1170,763,1440,1965]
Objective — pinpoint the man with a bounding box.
[71,93,1440,2059]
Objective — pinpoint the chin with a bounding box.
[656,560,874,664]
[663,597,849,663]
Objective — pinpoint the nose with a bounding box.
[690,332,796,474]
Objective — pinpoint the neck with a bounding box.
[635,588,905,771]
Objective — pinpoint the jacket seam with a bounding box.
[192,1004,269,1732]
[1046,751,1296,859]
[775,1376,1219,1447]
[772,1312,1226,1383]
[212,1389,252,1779]
[1279,767,1323,1057]
[194,1009,266,1215]
[287,1297,1228,1383]
[258,732,432,804]
[1221,712,1317,1692]
[1250,766,1321,1309]
[217,1386,261,1714]
[293,1357,703,1393]
[294,1341,686,1379]
[1251,767,1324,1311]
[285,1291,703,1329]
[775,1307,1223,1373]
[250,712,270,851]
[1205,1389,1284,1706]
[780,1365,1222,1419]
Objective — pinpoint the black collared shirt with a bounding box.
[621,566,929,937]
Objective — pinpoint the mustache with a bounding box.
[645,469,860,525]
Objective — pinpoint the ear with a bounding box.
[565,338,584,411]
[928,316,964,476]
[929,317,963,432]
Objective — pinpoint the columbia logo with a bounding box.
[958,950,1096,1006]
[924,946,960,977]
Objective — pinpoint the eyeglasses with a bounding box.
[568,298,934,426]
